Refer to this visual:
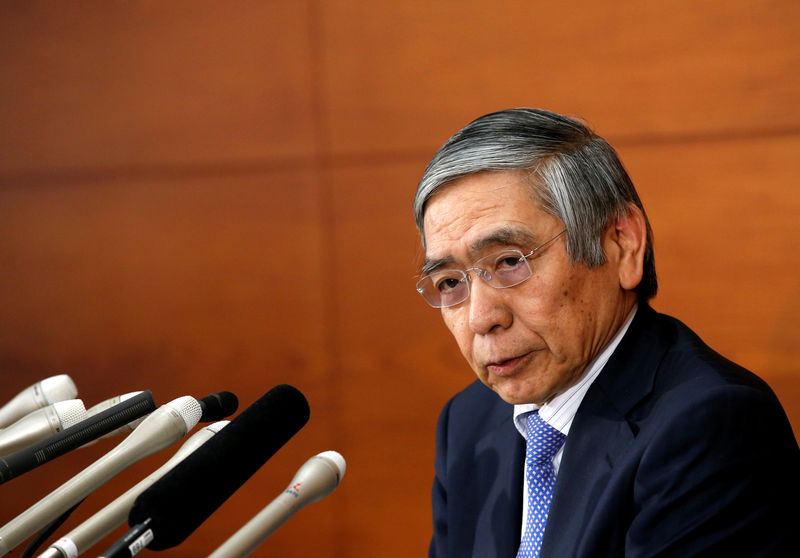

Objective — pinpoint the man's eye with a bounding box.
[495,255,523,271]
[436,277,462,293]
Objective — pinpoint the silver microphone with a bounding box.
[38,421,229,558]
[208,451,346,558]
[0,375,77,429]
[0,396,201,557]
[0,399,86,457]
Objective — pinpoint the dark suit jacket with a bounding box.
[430,305,799,557]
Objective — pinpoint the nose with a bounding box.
[467,272,512,335]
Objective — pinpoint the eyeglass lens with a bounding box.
[417,249,531,308]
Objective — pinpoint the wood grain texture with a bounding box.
[0,0,317,173]
[318,0,800,154]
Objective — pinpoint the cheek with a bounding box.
[514,279,582,346]
[545,275,610,353]
[513,281,566,323]
[442,312,474,359]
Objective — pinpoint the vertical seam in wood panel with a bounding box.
[308,1,347,556]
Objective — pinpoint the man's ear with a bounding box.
[603,203,647,291]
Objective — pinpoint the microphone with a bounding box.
[81,392,150,445]
[85,393,147,417]
[0,396,201,556]
[208,451,346,558]
[0,375,77,429]
[100,384,309,557]
[0,400,87,457]
[37,421,230,558]
[199,392,239,422]
[81,390,236,447]
[0,391,156,484]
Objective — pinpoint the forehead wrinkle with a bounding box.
[467,226,538,258]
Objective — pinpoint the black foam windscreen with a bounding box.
[198,391,239,422]
[128,384,309,550]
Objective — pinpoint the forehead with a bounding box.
[422,171,554,260]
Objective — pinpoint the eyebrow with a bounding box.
[421,226,539,275]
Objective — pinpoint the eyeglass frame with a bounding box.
[415,229,567,308]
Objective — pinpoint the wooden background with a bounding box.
[1,1,797,556]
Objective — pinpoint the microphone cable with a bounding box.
[19,498,86,558]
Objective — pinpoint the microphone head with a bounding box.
[317,450,346,481]
[286,451,346,507]
[199,391,239,422]
[0,374,78,429]
[52,399,88,430]
[40,374,78,404]
[164,396,203,433]
[129,384,309,550]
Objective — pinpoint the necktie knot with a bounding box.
[525,411,566,465]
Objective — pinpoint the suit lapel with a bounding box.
[469,406,525,557]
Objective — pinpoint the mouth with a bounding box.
[485,352,533,376]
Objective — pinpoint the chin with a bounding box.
[491,382,541,406]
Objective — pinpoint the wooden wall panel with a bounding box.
[0,170,328,390]
[0,0,316,173]
[319,1,800,155]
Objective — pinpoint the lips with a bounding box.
[485,352,533,376]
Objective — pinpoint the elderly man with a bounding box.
[413,108,798,558]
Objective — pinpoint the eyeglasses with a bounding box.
[416,229,566,308]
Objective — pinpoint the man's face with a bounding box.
[422,171,635,405]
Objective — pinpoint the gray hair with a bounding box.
[414,108,657,301]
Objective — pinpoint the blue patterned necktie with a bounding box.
[516,410,566,558]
